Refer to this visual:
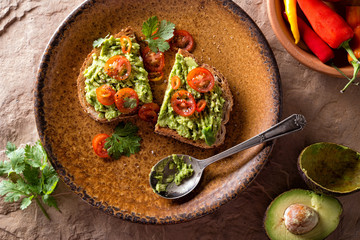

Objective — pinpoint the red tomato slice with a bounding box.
[196,99,207,112]
[142,46,165,72]
[171,90,196,117]
[171,76,181,90]
[96,84,116,106]
[169,30,195,52]
[114,88,139,114]
[120,36,132,54]
[138,103,160,123]
[104,55,131,81]
[148,71,164,82]
[187,67,215,93]
[92,133,110,158]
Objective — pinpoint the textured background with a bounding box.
[1,0,360,239]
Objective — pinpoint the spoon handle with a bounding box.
[199,114,306,169]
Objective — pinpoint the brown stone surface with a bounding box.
[1,0,360,239]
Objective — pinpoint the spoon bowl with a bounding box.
[150,114,307,199]
[150,155,203,199]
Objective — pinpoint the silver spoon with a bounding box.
[149,114,306,199]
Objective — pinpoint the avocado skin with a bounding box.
[298,142,360,196]
[264,189,342,240]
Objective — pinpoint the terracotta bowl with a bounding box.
[267,0,354,78]
[35,0,281,224]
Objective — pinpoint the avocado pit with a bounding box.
[264,189,342,240]
[284,203,319,235]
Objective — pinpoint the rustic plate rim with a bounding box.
[34,0,282,224]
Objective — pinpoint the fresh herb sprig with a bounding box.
[93,33,110,48]
[104,122,141,159]
[142,16,175,53]
[0,141,59,220]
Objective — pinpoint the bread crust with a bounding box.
[77,27,139,123]
[155,49,233,148]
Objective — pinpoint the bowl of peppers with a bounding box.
[268,0,360,92]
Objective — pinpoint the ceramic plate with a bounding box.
[35,0,281,224]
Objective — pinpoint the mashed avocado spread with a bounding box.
[157,53,225,146]
[84,36,152,120]
[152,154,194,193]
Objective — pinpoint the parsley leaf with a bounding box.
[142,16,175,53]
[202,126,216,146]
[104,122,141,159]
[0,141,60,220]
[93,33,110,48]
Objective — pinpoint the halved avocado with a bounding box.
[298,142,360,195]
[264,189,342,240]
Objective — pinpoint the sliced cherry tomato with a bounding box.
[104,55,131,81]
[92,133,110,158]
[114,88,139,114]
[96,84,116,106]
[171,90,196,117]
[169,30,195,52]
[148,71,164,82]
[187,67,215,93]
[138,103,160,123]
[142,46,165,72]
[196,99,207,112]
[120,36,132,54]
[171,76,181,90]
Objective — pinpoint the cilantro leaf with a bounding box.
[41,165,59,195]
[7,147,26,175]
[0,180,28,202]
[25,141,47,169]
[142,16,159,38]
[0,142,59,220]
[142,16,175,53]
[147,38,170,53]
[93,33,110,48]
[23,165,42,195]
[104,122,141,159]
[156,20,176,40]
[0,160,11,176]
[114,122,139,136]
[20,196,33,210]
[42,194,59,211]
[5,142,16,155]
[202,126,216,146]
[123,97,138,109]
[105,135,123,159]
[120,135,141,157]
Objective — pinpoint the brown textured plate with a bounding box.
[34,0,281,224]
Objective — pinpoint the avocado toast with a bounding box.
[77,27,152,123]
[155,49,233,148]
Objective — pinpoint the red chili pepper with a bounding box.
[284,12,334,63]
[298,0,359,92]
[297,0,353,49]
[346,6,360,64]
[346,6,360,29]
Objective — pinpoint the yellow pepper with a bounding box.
[284,0,300,44]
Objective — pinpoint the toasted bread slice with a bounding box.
[155,49,233,148]
[77,27,151,123]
